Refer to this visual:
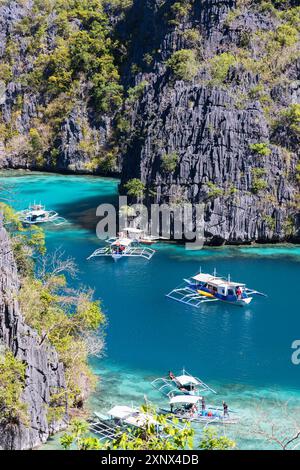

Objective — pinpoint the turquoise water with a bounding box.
[1,170,300,450]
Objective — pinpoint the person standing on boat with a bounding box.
[236,286,242,300]
[223,401,229,418]
[201,397,206,411]
[169,371,175,380]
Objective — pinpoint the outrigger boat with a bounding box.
[89,405,184,441]
[160,395,239,425]
[18,202,66,226]
[166,269,266,307]
[151,369,216,397]
[119,227,159,246]
[87,237,155,262]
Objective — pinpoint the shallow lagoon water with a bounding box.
[1,170,300,450]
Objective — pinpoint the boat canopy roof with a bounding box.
[122,227,143,233]
[192,273,245,288]
[30,210,46,216]
[108,405,137,419]
[108,405,157,427]
[175,374,200,386]
[169,395,201,405]
[111,238,133,247]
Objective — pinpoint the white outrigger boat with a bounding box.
[119,227,159,246]
[166,269,266,308]
[160,395,239,425]
[89,405,183,441]
[151,369,216,397]
[87,236,155,262]
[17,203,66,226]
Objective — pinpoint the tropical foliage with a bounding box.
[60,409,236,450]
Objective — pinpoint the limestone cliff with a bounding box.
[0,217,67,449]
[119,0,300,244]
[0,0,299,244]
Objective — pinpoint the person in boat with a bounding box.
[223,401,229,418]
[168,371,176,380]
[201,397,206,412]
[191,403,198,416]
[236,286,242,300]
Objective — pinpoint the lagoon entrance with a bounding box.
[1,170,300,450]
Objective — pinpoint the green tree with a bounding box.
[0,350,27,425]
[124,178,146,198]
[210,53,236,83]
[249,143,271,156]
[166,49,199,81]
[161,152,179,172]
[199,428,235,450]
[60,411,236,450]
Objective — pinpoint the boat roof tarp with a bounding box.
[192,273,245,287]
[108,405,158,427]
[122,227,143,233]
[112,238,133,247]
[169,395,201,405]
[175,374,200,386]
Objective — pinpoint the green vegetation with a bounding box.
[0,350,27,425]
[60,410,235,450]
[278,104,300,136]
[274,23,298,47]
[0,202,46,276]
[282,215,295,237]
[161,152,179,172]
[19,276,105,412]
[0,0,127,169]
[262,214,276,231]
[209,53,236,84]
[124,178,146,198]
[295,162,300,183]
[207,182,224,199]
[182,28,202,48]
[166,49,199,81]
[169,1,192,26]
[27,1,123,113]
[251,168,268,194]
[249,142,271,156]
[1,203,105,422]
[126,81,149,105]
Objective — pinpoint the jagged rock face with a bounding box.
[0,1,116,174]
[0,220,67,450]
[120,0,300,244]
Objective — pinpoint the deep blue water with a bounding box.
[1,170,300,449]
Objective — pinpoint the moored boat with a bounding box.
[167,269,266,308]
[87,236,155,262]
[160,395,239,425]
[89,405,184,441]
[151,369,216,397]
[17,202,66,226]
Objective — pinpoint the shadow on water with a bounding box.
[54,193,119,232]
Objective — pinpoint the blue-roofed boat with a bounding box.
[166,269,266,307]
